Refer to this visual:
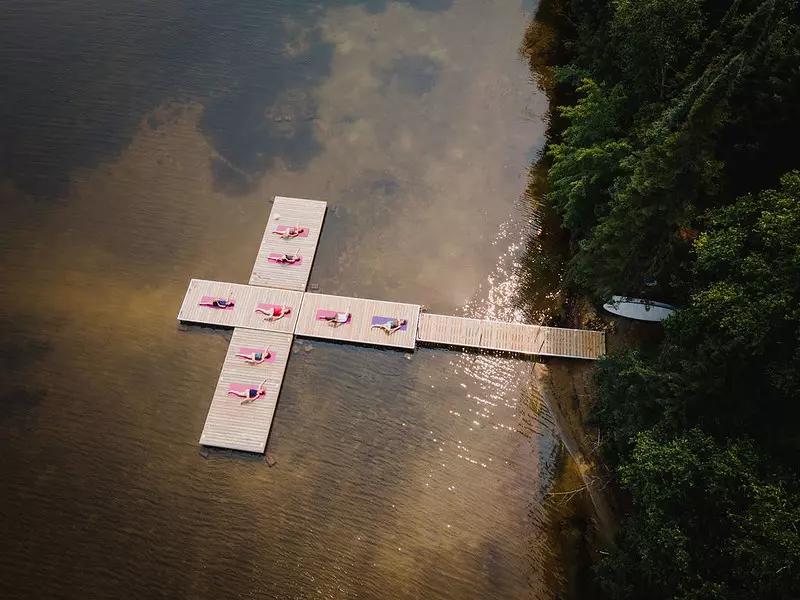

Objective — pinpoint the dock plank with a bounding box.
[200,329,293,452]
[480,321,535,354]
[177,279,303,334]
[249,196,327,291]
[416,313,484,348]
[295,293,420,350]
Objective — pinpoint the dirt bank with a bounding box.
[535,293,666,598]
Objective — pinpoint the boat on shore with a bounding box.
[602,296,677,322]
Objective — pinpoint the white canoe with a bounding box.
[602,296,677,322]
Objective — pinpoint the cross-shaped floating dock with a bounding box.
[178,196,606,453]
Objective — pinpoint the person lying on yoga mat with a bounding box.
[228,379,267,404]
[235,346,272,364]
[322,311,351,327]
[256,305,291,320]
[273,224,306,239]
[275,250,301,264]
[372,318,407,334]
[199,296,234,308]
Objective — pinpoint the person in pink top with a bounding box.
[255,305,291,321]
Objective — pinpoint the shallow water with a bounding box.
[0,1,566,598]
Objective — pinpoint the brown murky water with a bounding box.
[0,1,571,598]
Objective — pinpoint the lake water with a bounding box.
[0,1,571,598]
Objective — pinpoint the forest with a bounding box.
[524,0,800,597]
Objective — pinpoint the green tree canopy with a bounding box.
[596,429,800,600]
[529,0,800,598]
[547,79,630,241]
[548,0,798,300]
[665,171,800,456]
[592,172,800,462]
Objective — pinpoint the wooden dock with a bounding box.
[294,293,420,350]
[177,279,303,334]
[178,194,608,453]
[416,313,605,359]
[200,328,293,453]
[249,196,327,291]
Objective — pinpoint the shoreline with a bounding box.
[535,295,660,598]
[535,305,614,600]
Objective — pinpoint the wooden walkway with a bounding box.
[178,279,303,334]
[294,293,420,350]
[249,196,327,291]
[417,313,605,360]
[200,329,293,453]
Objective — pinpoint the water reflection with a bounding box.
[2,0,463,198]
[376,54,442,96]
[0,0,564,598]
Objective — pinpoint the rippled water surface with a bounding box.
[0,1,564,598]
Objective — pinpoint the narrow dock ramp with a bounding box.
[249,196,327,291]
[416,313,605,359]
[200,329,293,453]
[415,313,483,347]
[479,320,547,354]
[294,293,420,350]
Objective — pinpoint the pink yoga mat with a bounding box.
[316,309,352,324]
[272,225,309,238]
[255,303,292,317]
[371,315,408,331]
[199,296,235,310]
[236,348,277,363]
[227,382,268,397]
[268,253,303,265]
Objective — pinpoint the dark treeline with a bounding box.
[524,0,800,598]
